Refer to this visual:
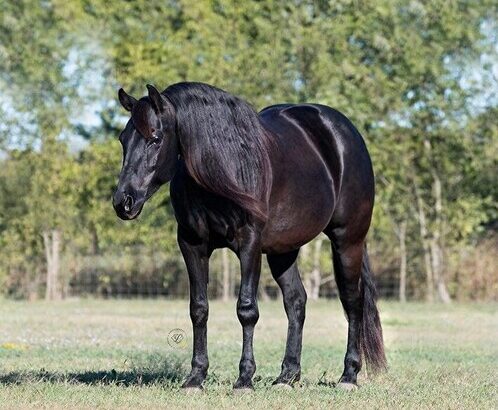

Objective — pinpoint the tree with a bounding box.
[0,0,496,301]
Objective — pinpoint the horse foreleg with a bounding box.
[178,233,210,390]
[233,230,262,391]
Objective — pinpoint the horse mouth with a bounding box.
[115,201,144,221]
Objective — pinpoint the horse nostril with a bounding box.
[123,195,134,212]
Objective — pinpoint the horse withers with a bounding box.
[113,82,386,392]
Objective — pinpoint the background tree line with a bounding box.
[0,0,496,302]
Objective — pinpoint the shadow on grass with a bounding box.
[0,351,342,388]
[0,354,187,386]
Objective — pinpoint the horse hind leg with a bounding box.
[267,250,307,387]
[328,236,386,389]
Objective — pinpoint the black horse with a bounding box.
[113,82,386,391]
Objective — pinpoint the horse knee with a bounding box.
[190,300,208,327]
[237,298,259,327]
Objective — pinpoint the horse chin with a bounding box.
[117,203,144,221]
[128,205,144,220]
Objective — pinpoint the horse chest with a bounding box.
[171,169,247,248]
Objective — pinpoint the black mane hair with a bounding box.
[164,82,271,221]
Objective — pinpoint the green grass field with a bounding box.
[0,299,496,409]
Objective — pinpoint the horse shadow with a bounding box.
[0,354,188,387]
[0,352,339,388]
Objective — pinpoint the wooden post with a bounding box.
[311,237,323,300]
[44,229,61,301]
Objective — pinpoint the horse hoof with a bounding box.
[336,382,358,391]
[272,383,293,390]
[232,387,254,394]
[182,386,203,394]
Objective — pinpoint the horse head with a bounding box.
[113,85,179,220]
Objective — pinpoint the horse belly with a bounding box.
[261,163,335,254]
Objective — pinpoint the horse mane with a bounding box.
[164,82,271,221]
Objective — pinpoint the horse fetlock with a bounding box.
[182,365,208,388]
[239,358,256,376]
[344,354,361,374]
[190,362,208,376]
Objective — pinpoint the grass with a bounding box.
[0,298,496,409]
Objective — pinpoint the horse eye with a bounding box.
[151,133,161,144]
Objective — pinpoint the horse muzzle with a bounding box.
[112,191,144,220]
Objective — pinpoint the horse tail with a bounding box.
[360,245,387,373]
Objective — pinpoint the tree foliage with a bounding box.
[0,0,496,300]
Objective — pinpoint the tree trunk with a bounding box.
[310,237,323,300]
[431,174,451,303]
[43,231,52,300]
[222,248,231,302]
[300,243,312,296]
[90,223,100,255]
[398,220,407,303]
[44,229,61,301]
[413,181,434,302]
[259,285,271,301]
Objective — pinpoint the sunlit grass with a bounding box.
[0,299,496,409]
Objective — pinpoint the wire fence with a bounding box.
[65,248,404,301]
[6,235,494,302]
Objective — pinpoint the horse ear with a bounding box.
[146,84,166,113]
[118,88,137,112]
